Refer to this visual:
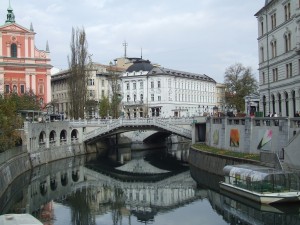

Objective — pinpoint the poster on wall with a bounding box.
[257,129,272,151]
[230,129,240,147]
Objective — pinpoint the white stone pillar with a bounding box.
[25,36,28,58]
[296,89,300,113]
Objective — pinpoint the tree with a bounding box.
[68,27,90,119]
[99,95,110,118]
[224,63,258,113]
[0,92,39,152]
[108,64,122,118]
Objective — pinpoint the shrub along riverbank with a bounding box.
[192,143,260,161]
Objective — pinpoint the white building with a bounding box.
[255,0,300,117]
[51,63,124,118]
[121,59,217,118]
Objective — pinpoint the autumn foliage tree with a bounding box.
[224,63,258,113]
[0,92,40,152]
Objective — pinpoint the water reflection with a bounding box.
[190,164,300,225]
[2,145,300,225]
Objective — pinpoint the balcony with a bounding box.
[123,101,144,106]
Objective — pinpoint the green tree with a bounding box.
[68,27,90,119]
[99,95,110,118]
[0,92,40,152]
[224,63,258,112]
[108,71,121,118]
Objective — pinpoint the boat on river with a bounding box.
[0,214,43,225]
[219,164,300,204]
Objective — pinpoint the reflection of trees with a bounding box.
[66,188,95,225]
[111,187,126,225]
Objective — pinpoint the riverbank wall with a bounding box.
[0,143,88,198]
[0,150,31,198]
[188,147,261,177]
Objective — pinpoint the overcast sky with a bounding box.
[3,1,264,83]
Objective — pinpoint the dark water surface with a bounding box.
[1,145,300,225]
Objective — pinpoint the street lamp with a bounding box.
[247,96,251,116]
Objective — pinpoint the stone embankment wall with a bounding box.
[188,147,261,176]
[0,143,90,198]
[0,152,31,198]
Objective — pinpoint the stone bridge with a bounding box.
[24,117,207,154]
[70,117,196,144]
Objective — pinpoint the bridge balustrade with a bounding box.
[83,117,192,141]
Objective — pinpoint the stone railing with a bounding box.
[83,117,192,141]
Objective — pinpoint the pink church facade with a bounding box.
[0,4,52,108]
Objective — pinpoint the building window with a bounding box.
[285,33,291,52]
[260,47,264,62]
[133,94,136,102]
[127,95,130,102]
[102,80,104,87]
[133,82,136,90]
[286,63,293,78]
[271,13,276,29]
[13,85,17,93]
[20,84,25,94]
[5,84,9,93]
[262,72,265,84]
[88,79,94,86]
[126,83,129,90]
[101,90,104,96]
[271,40,277,58]
[157,81,161,88]
[11,43,17,58]
[285,3,291,21]
[272,68,278,82]
[158,96,161,101]
[261,21,264,35]
[140,81,143,89]
[151,81,154,88]
[151,94,154,101]
[140,94,143,102]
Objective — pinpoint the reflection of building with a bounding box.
[121,58,216,118]
[255,1,300,117]
[0,3,52,108]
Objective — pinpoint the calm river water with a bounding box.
[1,144,300,225]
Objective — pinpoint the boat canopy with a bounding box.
[223,164,300,193]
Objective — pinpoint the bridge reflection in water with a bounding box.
[1,146,300,225]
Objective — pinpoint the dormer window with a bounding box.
[11,43,17,57]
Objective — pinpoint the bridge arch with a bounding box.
[39,131,46,147]
[50,177,58,191]
[49,130,57,146]
[71,129,79,142]
[72,170,80,182]
[40,181,47,196]
[61,173,68,186]
[60,129,67,144]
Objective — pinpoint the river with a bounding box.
[1,144,300,225]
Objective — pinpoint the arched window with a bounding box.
[11,43,17,57]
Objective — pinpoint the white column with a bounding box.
[0,34,3,56]
[25,36,28,58]
[296,89,300,113]
[31,37,35,57]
